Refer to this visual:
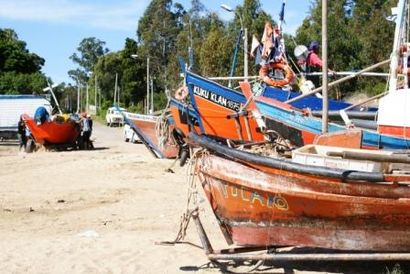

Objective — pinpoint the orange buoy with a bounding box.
[259,62,295,87]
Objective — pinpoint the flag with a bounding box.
[279,1,285,22]
[251,35,261,58]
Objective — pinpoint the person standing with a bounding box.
[305,41,334,88]
[17,115,27,151]
[305,41,323,88]
[80,113,92,150]
[86,114,93,149]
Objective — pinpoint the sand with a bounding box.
[0,122,230,273]
[0,122,405,274]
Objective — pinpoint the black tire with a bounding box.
[179,145,189,167]
[172,128,186,146]
[25,139,35,153]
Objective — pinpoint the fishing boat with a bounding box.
[171,0,410,264]
[171,0,410,151]
[169,0,381,147]
[123,111,179,159]
[22,113,80,150]
[190,132,410,252]
[171,60,381,138]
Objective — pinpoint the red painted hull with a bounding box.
[23,114,80,145]
[378,125,410,138]
[196,154,410,251]
[130,117,179,159]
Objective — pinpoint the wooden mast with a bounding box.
[321,0,328,133]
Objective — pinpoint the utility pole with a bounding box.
[221,4,247,84]
[86,83,89,113]
[244,28,248,81]
[147,57,150,115]
[95,75,98,114]
[114,73,118,106]
[322,0,328,133]
[77,86,79,113]
[118,86,120,107]
[150,78,154,114]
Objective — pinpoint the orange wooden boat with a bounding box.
[190,133,410,251]
[169,73,266,144]
[22,114,80,146]
[124,112,179,159]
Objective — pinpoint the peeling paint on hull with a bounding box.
[196,154,410,251]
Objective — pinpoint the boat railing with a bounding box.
[285,59,391,105]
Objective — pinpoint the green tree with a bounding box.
[234,0,272,77]
[92,52,122,104]
[137,0,184,91]
[169,0,212,86]
[119,38,146,107]
[69,37,109,84]
[198,14,232,79]
[0,28,48,94]
[294,0,393,98]
[349,0,395,96]
[0,71,47,95]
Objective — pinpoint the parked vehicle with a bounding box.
[105,107,125,127]
[123,123,139,143]
[122,111,179,159]
[0,95,52,140]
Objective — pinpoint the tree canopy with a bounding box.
[0,28,47,94]
[69,37,109,85]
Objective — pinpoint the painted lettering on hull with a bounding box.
[220,182,289,211]
[192,85,241,112]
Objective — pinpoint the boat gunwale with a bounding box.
[189,132,404,183]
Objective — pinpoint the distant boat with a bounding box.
[22,113,80,150]
[123,111,179,159]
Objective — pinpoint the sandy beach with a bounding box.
[0,122,228,273]
[0,122,407,274]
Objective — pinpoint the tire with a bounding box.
[131,133,137,143]
[25,139,35,153]
[179,146,189,167]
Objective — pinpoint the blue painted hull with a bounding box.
[174,71,408,150]
[256,99,410,150]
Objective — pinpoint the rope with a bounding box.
[155,108,173,150]
[159,149,205,244]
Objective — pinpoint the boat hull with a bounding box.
[256,96,410,150]
[178,72,397,149]
[23,114,80,145]
[127,114,179,159]
[185,72,265,142]
[169,98,201,139]
[196,153,410,251]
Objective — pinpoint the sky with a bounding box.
[0,0,311,85]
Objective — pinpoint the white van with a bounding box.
[0,95,52,139]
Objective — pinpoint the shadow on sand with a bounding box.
[181,260,410,273]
